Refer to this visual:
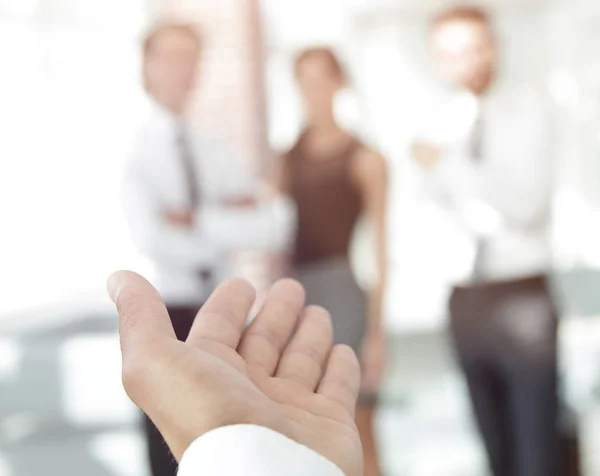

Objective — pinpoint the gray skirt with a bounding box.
[294,257,366,356]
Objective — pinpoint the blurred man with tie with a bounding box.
[412,6,558,476]
[122,21,295,476]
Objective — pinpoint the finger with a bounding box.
[108,270,175,357]
[187,279,256,349]
[317,345,361,416]
[275,306,333,390]
[238,279,305,375]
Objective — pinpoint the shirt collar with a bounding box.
[147,96,185,133]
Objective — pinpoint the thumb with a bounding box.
[107,271,176,385]
[108,271,176,349]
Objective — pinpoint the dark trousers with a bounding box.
[449,275,559,476]
[143,305,201,476]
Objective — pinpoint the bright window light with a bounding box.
[0,0,38,16]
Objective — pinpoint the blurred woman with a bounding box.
[276,47,388,476]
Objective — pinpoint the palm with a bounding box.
[191,340,362,475]
[113,274,363,476]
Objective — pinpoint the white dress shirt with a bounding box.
[123,100,296,304]
[416,85,554,284]
[178,425,344,476]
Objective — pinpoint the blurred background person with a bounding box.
[411,6,558,476]
[122,20,295,476]
[275,47,389,476]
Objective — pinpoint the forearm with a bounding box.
[426,155,504,237]
[356,149,389,337]
[366,284,385,335]
[366,236,388,335]
[471,139,552,229]
[135,222,217,269]
[122,182,217,268]
[198,196,296,252]
[484,178,551,229]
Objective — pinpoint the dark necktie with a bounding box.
[470,109,487,281]
[176,123,202,210]
[470,110,484,162]
[176,123,214,289]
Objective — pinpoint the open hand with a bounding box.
[108,272,363,476]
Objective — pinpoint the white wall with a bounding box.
[0,1,150,319]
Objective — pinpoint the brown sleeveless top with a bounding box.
[283,132,363,266]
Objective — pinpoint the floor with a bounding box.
[1,308,600,476]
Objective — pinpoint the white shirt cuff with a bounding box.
[178,425,345,476]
